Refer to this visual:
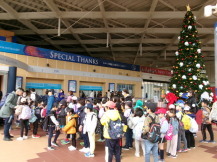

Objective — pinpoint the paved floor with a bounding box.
[0,125,217,162]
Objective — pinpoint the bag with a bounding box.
[210,102,217,121]
[182,114,191,130]
[189,118,198,133]
[0,93,14,109]
[108,118,123,139]
[41,109,46,118]
[35,107,41,116]
[19,105,32,120]
[29,109,37,123]
[142,116,161,143]
[165,123,173,140]
[127,118,134,129]
[42,115,50,131]
[133,119,144,140]
[15,106,23,116]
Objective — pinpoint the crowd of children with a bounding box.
[1,88,217,162]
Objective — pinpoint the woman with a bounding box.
[58,89,65,102]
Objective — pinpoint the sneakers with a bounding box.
[47,146,55,150]
[199,140,208,143]
[171,155,177,158]
[68,146,76,151]
[79,147,90,153]
[17,137,24,141]
[135,153,140,157]
[178,149,183,153]
[3,137,13,141]
[97,139,105,142]
[129,146,133,149]
[122,146,130,150]
[182,149,188,152]
[85,152,95,158]
[32,135,40,138]
[51,142,59,147]
[23,136,28,140]
[167,153,171,156]
[207,140,216,143]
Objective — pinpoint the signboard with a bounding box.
[141,66,171,76]
[68,80,77,92]
[109,83,115,92]
[80,85,103,91]
[0,41,140,71]
[26,82,61,89]
[16,76,23,89]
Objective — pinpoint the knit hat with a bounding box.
[133,100,143,109]
[72,96,77,100]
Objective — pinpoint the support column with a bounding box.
[215,23,217,99]
[7,66,17,93]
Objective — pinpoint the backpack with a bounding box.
[182,114,191,130]
[42,115,50,131]
[19,105,32,120]
[210,102,217,122]
[35,107,41,116]
[35,94,43,103]
[189,118,198,133]
[142,115,161,143]
[0,93,13,109]
[133,118,145,140]
[165,123,174,140]
[108,118,123,139]
[15,106,23,116]
[29,109,37,123]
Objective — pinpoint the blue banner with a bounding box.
[80,85,103,91]
[26,82,62,89]
[0,41,140,71]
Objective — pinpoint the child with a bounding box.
[101,101,122,162]
[175,101,188,152]
[68,96,79,113]
[97,100,106,142]
[123,101,133,150]
[16,98,32,140]
[128,108,145,157]
[32,101,43,138]
[200,100,215,143]
[63,108,78,151]
[184,105,196,149]
[166,109,179,158]
[47,105,60,150]
[82,103,97,157]
[156,108,169,162]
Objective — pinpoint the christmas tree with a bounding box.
[169,5,211,97]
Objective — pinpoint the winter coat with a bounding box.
[0,92,18,118]
[78,106,86,126]
[83,112,97,134]
[63,114,78,134]
[160,117,169,137]
[169,117,179,135]
[58,92,65,102]
[101,109,121,139]
[186,96,197,113]
[57,108,67,125]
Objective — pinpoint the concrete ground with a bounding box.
[0,125,217,162]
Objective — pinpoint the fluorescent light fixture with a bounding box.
[204,4,217,17]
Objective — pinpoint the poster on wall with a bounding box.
[109,83,115,92]
[16,76,23,89]
[68,80,77,93]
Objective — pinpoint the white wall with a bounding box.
[205,61,215,86]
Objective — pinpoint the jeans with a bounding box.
[125,128,133,147]
[82,132,90,148]
[33,119,39,135]
[144,140,158,162]
[177,130,187,150]
[48,126,60,147]
[4,116,13,138]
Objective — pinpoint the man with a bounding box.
[89,90,94,99]
[0,88,24,141]
[143,102,160,162]
[46,90,55,115]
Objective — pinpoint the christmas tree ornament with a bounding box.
[193,43,196,46]
[178,36,180,40]
[199,84,203,89]
[172,84,176,88]
[188,68,192,72]
[188,25,192,30]
[179,92,183,96]
[196,63,201,68]
[192,75,197,80]
[182,75,186,79]
[179,62,184,67]
[197,49,201,53]
[180,86,183,89]
[175,51,179,56]
[184,42,189,46]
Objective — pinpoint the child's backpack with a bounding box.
[165,123,174,140]
[29,109,37,123]
[210,102,217,122]
[189,118,198,133]
[42,115,50,131]
[142,116,161,143]
[133,118,145,140]
[41,108,47,118]
[182,114,191,130]
[108,118,123,139]
[35,107,42,118]
[19,105,32,120]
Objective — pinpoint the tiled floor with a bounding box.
[0,126,217,162]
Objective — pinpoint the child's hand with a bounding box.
[56,125,60,130]
[79,125,83,132]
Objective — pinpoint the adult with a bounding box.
[107,90,111,101]
[186,90,197,113]
[58,89,65,102]
[66,91,74,103]
[0,90,2,101]
[122,89,132,102]
[89,90,94,99]
[46,90,55,115]
[30,88,37,102]
[42,89,49,106]
[0,88,24,141]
